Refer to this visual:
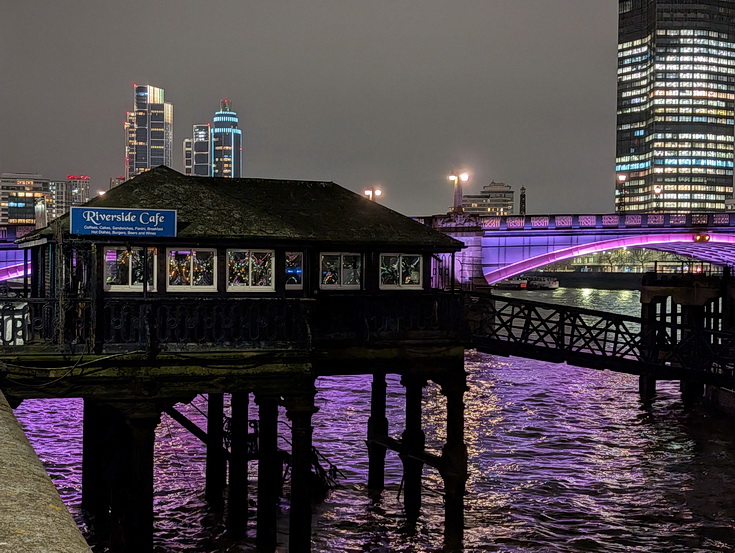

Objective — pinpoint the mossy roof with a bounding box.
[22,166,462,251]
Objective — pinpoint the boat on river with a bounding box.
[492,277,528,289]
[524,275,560,290]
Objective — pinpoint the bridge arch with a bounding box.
[483,233,735,283]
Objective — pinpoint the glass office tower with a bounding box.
[125,84,174,180]
[183,100,243,178]
[615,0,735,213]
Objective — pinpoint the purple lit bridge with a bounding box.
[425,212,735,285]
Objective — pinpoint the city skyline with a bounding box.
[2,1,617,216]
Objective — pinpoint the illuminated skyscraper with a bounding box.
[124,84,174,180]
[615,0,735,213]
[183,100,243,178]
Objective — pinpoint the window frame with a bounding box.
[319,252,362,290]
[103,246,157,292]
[226,249,276,292]
[166,247,218,292]
[285,251,304,290]
[379,253,423,290]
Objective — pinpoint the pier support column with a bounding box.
[206,393,227,510]
[367,372,388,494]
[437,371,468,553]
[82,400,116,543]
[285,392,317,553]
[256,394,280,552]
[109,405,161,553]
[400,375,426,531]
[227,392,249,537]
[680,380,704,406]
[639,374,657,404]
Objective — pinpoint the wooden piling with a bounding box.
[256,395,280,552]
[227,392,249,537]
[400,375,426,529]
[206,393,226,509]
[367,372,388,493]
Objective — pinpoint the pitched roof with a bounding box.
[24,166,462,251]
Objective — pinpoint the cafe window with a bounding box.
[104,247,157,291]
[285,252,303,289]
[227,249,275,291]
[320,253,362,289]
[379,254,422,289]
[167,248,217,291]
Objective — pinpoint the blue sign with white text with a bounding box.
[70,207,177,237]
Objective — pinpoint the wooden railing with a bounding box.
[0,293,463,354]
[466,293,735,384]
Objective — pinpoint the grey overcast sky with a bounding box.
[1,1,618,216]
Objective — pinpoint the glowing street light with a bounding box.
[448,171,469,213]
[364,187,382,201]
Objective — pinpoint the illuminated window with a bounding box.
[285,252,303,289]
[167,248,216,291]
[320,253,361,289]
[226,249,274,292]
[379,254,423,289]
[104,247,157,291]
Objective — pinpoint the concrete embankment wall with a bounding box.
[0,391,92,552]
[539,271,644,290]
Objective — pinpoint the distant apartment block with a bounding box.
[462,181,515,215]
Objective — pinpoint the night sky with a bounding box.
[1,1,618,217]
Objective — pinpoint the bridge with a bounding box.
[425,212,735,285]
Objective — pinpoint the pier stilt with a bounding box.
[256,395,280,552]
[206,393,226,509]
[639,374,657,404]
[400,375,426,531]
[367,372,388,494]
[285,393,317,553]
[227,392,249,537]
[438,372,469,553]
[82,400,115,542]
[680,379,704,406]
[109,406,160,553]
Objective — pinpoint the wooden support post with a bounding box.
[681,380,704,406]
[82,400,115,544]
[256,395,280,552]
[639,374,656,404]
[227,392,249,537]
[400,375,426,531]
[438,373,468,553]
[206,393,226,509]
[109,407,160,553]
[367,372,388,494]
[285,393,317,553]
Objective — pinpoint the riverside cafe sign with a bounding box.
[70,207,177,237]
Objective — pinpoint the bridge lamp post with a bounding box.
[653,184,663,212]
[448,171,469,214]
[616,174,627,213]
[363,187,382,201]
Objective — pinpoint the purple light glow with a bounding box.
[482,233,735,283]
[0,262,31,282]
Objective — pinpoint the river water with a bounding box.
[14,289,735,552]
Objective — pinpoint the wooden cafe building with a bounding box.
[4,166,469,553]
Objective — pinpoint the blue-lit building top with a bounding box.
[184,100,243,178]
[616,0,735,213]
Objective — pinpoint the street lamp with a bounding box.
[616,174,627,213]
[363,187,382,201]
[448,171,469,213]
[653,184,663,212]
